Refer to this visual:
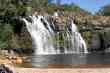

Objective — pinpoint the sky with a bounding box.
[54,0,110,14]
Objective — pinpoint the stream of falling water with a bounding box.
[22,14,88,55]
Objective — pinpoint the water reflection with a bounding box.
[30,52,110,67]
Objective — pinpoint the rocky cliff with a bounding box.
[10,12,110,52]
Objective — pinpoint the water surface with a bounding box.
[30,52,110,68]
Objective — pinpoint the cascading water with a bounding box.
[70,20,88,53]
[22,14,88,55]
[22,15,56,54]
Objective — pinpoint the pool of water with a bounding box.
[19,52,110,68]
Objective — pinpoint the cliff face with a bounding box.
[10,12,110,52]
[57,12,110,51]
[54,12,110,51]
[73,14,110,51]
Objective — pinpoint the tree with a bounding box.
[97,4,110,16]
[56,0,61,5]
[48,0,53,4]
[0,23,13,48]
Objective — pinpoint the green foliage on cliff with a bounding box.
[97,4,110,16]
[0,23,13,48]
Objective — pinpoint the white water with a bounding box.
[22,14,88,55]
[71,20,88,53]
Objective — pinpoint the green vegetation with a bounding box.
[97,4,110,16]
[0,23,13,48]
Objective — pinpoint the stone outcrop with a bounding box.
[11,12,110,52]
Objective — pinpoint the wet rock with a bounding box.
[90,33,102,51]
[0,64,13,73]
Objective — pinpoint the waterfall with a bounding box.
[22,15,56,55]
[22,14,88,55]
[70,20,88,53]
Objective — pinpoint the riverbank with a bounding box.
[0,54,31,67]
[4,64,110,73]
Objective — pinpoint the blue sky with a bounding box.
[53,0,110,14]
